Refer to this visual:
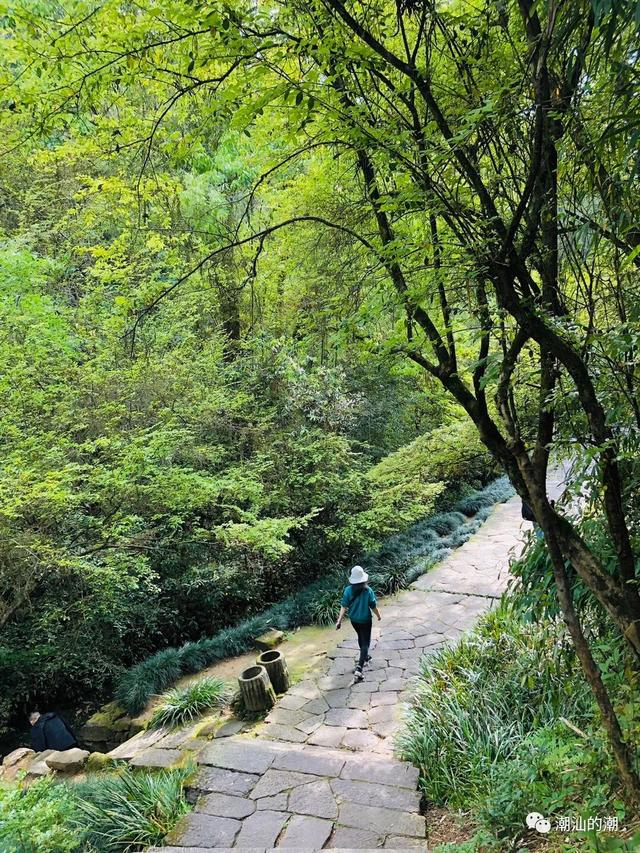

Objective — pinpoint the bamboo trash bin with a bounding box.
[257,649,290,695]
[238,665,276,712]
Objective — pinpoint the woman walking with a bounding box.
[335,565,381,682]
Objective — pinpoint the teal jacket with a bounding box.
[341,585,377,623]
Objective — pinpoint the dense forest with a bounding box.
[1,0,640,848]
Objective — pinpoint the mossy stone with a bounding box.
[86,751,113,771]
[255,629,284,650]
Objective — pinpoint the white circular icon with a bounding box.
[526,812,544,829]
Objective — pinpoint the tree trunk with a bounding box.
[534,496,640,803]
[238,665,276,712]
[257,650,290,694]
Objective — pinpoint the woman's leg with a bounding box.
[355,621,372,668]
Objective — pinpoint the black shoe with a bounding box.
[364,655,372,666]
[353,666,364,682]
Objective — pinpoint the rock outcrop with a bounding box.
[45,747,90,773]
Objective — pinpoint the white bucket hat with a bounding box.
[349,565,368,584]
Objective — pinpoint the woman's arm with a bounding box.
[372,606,381,621]
[336,606,347,629]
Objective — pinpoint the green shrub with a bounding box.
[370,565,409,595]
[365,419,497,500]
[0,776,80,853]
[399,601,592,807]
[150,678,230,729]
[311,585,342,625]
[428,511,467,536]
[177,642,210,674]
[73,767,192,851]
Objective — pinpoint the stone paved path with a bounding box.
[150,480,565,853]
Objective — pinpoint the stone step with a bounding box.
[149,848,427,852]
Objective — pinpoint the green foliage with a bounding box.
[310,585,342,626]
[402,595,640,848]
[0,776,80,853]
[399,601,593,807]
[347,420,497,549]
[0,766,192,853]
[73,767,192,852]
[474,722,622,847]
[149,677,230,729]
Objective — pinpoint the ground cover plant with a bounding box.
[73,767,192,852]
[0,766,192,853]
[149,677,230,729]
[401,536,640,850]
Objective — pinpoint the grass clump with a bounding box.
[399,594,640,849]
[73,766,191,851]
[399,602,591,806]
[311,585,342,625]
[149,677,230,729]
[0,767,192,853]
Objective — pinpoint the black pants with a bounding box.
[352,620,372,667]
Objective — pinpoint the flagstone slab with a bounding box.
[324,688,351,708]
[326,827,383,848]
[147,848,219,852]
[338,802,425,838]
[262,724,308,743]
[295,714,324,735]
[199,740,282,775]
[318,675,353,691]
[277,693,310,711]
[265,707,310,727]
[107,726,167,760]
[341,729,384,752]
[279,814,334,848]
[346,693,371,710]
[308,725,347,748]
[190,766,259,797]
[250,769,319,799]
[196,792,256,819]
[129,748,182,769]
[384,835,430,848]
[233,809,288,847]
[288,681,322,700]
[289,778,338,819]
[272,745,345,777]
[256,792,288,810]
[170,813,241,848]
[367,704,396,723]
[324,708,368,729]
[331,778,421,812]
[154,724,201,749]
[340,756,419,789]
[301,697,330,715]
[370,719,396,738]
[213,720,245,739]
[370,692,400,707]
[349,680,378,693]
